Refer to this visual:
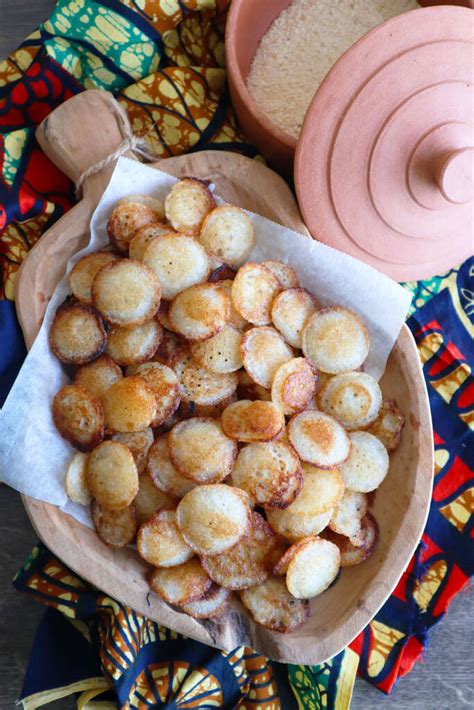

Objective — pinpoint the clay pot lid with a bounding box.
[294,5,474,281]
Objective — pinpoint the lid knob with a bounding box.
[435,147,474,204]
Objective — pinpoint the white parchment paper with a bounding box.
[0,157,412,523]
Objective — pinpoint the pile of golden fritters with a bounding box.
[51,179,404,633]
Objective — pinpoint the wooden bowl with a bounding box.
[15,92,433,665]
[225,0,296,176]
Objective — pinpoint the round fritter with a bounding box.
[263,260,300,289]
[231,441,302,509]
[150,558,213,605]
[200,205,255,268]
[107,197,163,254]
[288,411,351,468]
[65,452,91,505]
[91,500,137,548]
[102,376,157,433]
[129,222,175,260]
[74,355,123,399]
[169,418,237,484]
[340,431,389,492]
[176,484,251,556]
[49,302,106,365]
[365,398,404,452]
[271,357,317,415]
[318,371,382,430]
[87,440,139,510]
[202,512,283,590]
[271,288,318,348]
[242,326,293,389]
[106,319,162,366]
[133,474,175,526]
[239,577,309,633]
[143,233,210,299]
[69,251,118,303]
[324,513,379,567]
[231,262,282,326]
[221,399,284,442]
[111,428,154,475]
[92,259,161,327]
[128,362,180,427]
[302,307,369,374]
[164,178,215,235]
[137,509,193,567]
[180,584,231,619]
[328,489,368,544]
[52,384,104,451]
[146,435,197,498]
[169,283,230,341]
[179,359,238,407]
[285,537,341,598]
[267,507,333,543]
[190,325,243,374]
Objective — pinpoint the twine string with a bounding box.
[75,100,156,198]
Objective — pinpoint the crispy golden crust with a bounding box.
[107,200,163,254]
[92,259,161,327]
[267,507,332,543]
[302,307,369,374]
[231,262,281,325]
[91,500,137,548]
[164,178,215,235]
[318,372,382,430]
[231,441,303,509]
[323,513,379,566]
[150,558,213,605]
[221,400,284,442]
[137,508,193,567]
[106,320,162,366]
[271,357,317,415]
[201,512,282,590]
[200,205,255,268]
[69,251,118,303]
[169,418,237,484]
[102,376,157,433]
[288,411,351,468]
[128,362,180,427]
[87,440,139,510]
[143,233,210,299]
[365,398,404,452]
[133,474,176,526]
[129,223,175,260]
[52,384,104,451]
[176,484,251,556]
[147,435,197,498]
[169,283,230,341]
[239,577,309,633]
[49,303,106,365]
[263,261,300,289]
[74,355,123,399]
[242,326,293,389]
[111,428,154,475]
[190,325,243,374]
[286,537,341,598]
[180,584,231,619]
[271,288,318,348]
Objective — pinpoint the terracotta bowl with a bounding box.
[225,0,295,176]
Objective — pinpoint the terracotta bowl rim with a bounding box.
[225,0,298,151]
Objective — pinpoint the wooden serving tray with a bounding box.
[14,91,433,665]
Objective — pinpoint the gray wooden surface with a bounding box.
[0,1,472,708]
